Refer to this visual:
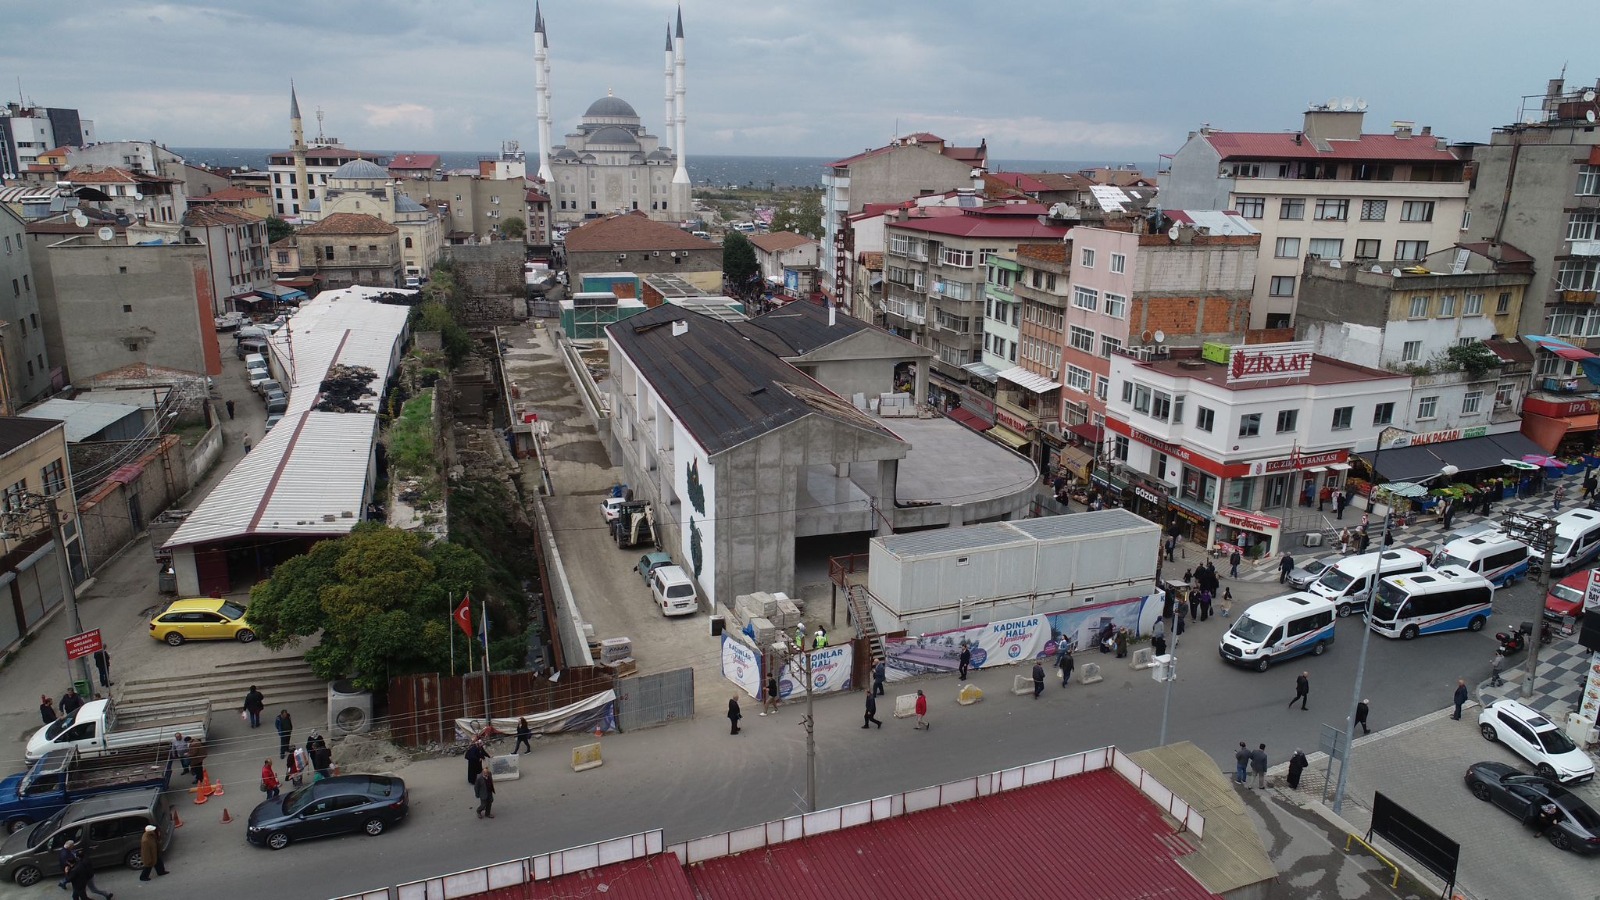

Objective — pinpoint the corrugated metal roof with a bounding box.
[1005,508,1158,541]
[1205,130,1461,162]
[525,853,696,899]
[874,522,1031,558]
[1166,209,1260,236]
[19,399,143,443]
[685,769,1218,900]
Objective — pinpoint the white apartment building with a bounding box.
[1160,104,1469,328]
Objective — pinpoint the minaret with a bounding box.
[663,25,676,155]
[671,6,688,188]
[289,82,310,218]
[533,4,553,182]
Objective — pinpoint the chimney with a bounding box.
[671,319,688,337]
[828,303,837,327]
[1420,125,1432,136]
[1548,77,1566,99]
[1392,120,1414,139]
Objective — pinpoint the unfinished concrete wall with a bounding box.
[446,242,525,297]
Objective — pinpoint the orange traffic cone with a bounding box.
[594,725,604,739]
[171,809,184,829]
[192,774,211,804]
[209,779,225,797]
[219,808,233,824]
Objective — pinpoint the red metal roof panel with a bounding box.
[525,853,696,900]
[1205,131,1460,163]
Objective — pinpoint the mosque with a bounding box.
[534,4,693,226]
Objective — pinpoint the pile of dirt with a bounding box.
[330,730,413,774]
[316,364,379,412]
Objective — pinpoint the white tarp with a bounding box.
[453,688,617,740]
[721,634,763,699]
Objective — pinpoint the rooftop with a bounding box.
[887,206,1066,240]
[1137,348,1401,390]
[565,213,718,254]
[734,301,869,356]
[182,206,263,228]
[298,212,399,236]
[0,417,63,457]
[63,166,136,184]
[1202,130,1459,163]
[19,399,142,443]
[387,154,441,171]
[189,187,270,204]
[747,231,815,253]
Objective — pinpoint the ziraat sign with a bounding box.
[1227,341,1314,384]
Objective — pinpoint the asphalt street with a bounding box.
[9,570,1546,899]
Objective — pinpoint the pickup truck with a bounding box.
[0,746,172,834]
[25,698,211,763]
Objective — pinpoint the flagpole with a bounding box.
[479,600,491,720]
[448,591,456,677]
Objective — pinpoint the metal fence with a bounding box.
[615,666,695,732]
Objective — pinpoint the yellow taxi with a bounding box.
[148,598,256,645]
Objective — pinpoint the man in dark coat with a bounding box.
[872,659,886,696]
[1234,742,1251,784]
[92,649,111,687]
[39,695,55,725]
[1251,744,1269,789]
[1286,749,1309,790]
[958,644,972,681]
[1278,552,1295,584]
[1289,671,1310,710]
[1452,679,1470,720]
[59,688,83,717]
[1358,531,1372,553]
[727,695,742,735]
[242,685,265,728]
[68,848,111,900]
[474,767,496,819]
[1057,644,1074,686]
[1031,661,1045,698]
[1355,699,1371,734]
[863,692,882,729]
[465,740,486,786]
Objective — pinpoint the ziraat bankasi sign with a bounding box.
[1227,341,1314,384]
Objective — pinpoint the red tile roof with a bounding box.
[1458,240,1533,264]
[748,231,815,253]
[888,207,1065,240]
[685,769,1218,900]
[524,854,695,900]
[388,154,441,170]
[192,187,270,204]
[64,167,137,184]
[1203,131,1459,163]
[183,206,263,227]
[564,213,717,253]
[297,212,398,236]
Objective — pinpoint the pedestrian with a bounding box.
[727,695,742,735]
[1289,671,1309,710]
[1452,678,1470,719]
[60,687,83,717]
[68,848,111,900]
[872,658,886,696]
[1287,749,1309,790]
[474,766,496,818]
[513,717,533,753]
[242,684,265,728]
[1229,548,1242,579]
[225,398,235,420]
[243,434,252,453]
[275,709,292,758]
[39,694,55,725]
[138,824,167,881]
[1152,617,1165,642]
[1532,801,1561,838]
[1278,552,1294,584]
[1114,627,1128,659]
[1152,633,1167,656]
[1335,491,1347,520]
[1165,534,1177,562]
[1553,484,1566,513]
[913,689,929,730]
[188,738,207,785]
[1176,595,1190,626]
[1382,528,1393,547]
[1490,652,1504,687]
[1442,500,1455,531]
[1057,644,1074,685]
[863,691,882,729]
[1161,589,1175,627]
[1233,742,1251,785]
[1251,744,1269,789]
[170,733,189,776]
[465,739,485,786]
[1032,661,1045,698]
[1175,612,1186,638]
[762,674,780,716]
[1197,588,1213,622]
[794,622,806,650]
[1220,588,1233,618]
[284,744,304,787]
[1358,531,1371,553]
[261,759,280,800]
[1318,485,1332,511]
[57,839,79,890]
[92,648,111,687]
[1182,567,1194,589]
[813,626,829,649]
[1355,699,1371,734]
[1586,471,1597,501]
[1337,528,1350,556]
[958,643,972,681]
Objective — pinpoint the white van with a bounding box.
[1368,566,1495,639]
[1432,533,1530,587]
[1535,508,1600,573]
[649,565,699,617]
[1219,592,1337,672]
[1309,548,1429,617]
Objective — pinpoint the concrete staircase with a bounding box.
[115,655,326,709]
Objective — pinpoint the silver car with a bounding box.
[1287,555,1340,590]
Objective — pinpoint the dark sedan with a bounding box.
[246,775,408,850]
[1464,761,1600,853]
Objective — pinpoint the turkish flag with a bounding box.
[453,594,474,638]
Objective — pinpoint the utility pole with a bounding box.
[1499,511,1554,699]
[774,636,819,811]
[1156,654,1176,746]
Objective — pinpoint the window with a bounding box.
[1496,292,1512,315]
[2,478,26,514]
[1229,163,1262,178]
[1150,390,1173,422]
[1400,200,1435,222]
[1269,276,1295,297]
[40,459,64,495]
[1463,293,1483,316]
[1112,435,1129,462]
[1069,326,1094,353]
[1577,165,1600,196]
[1496,382,1515,408]
[1571,211,1600,241]
[1557,259,1600,291]
[1395,240,1429,261]
[1110,253,1126,274]
[1373,402,1394,425]
[1132,384,1151,414]
[1103,292,1127,318]
[942,248,974,268]
[1279,198,1305,220]
[1417,395,1438,420]
[1462,390,1482,415]
[1314,199,1349,221]
[1225,478,1254,509]
[1072,286,1098,311]
[1095,376,1110,401]
[1235,196,1265,219]
[1401,340,1423,362]
[1172,394,1185,424]
[1274,237,1301,258]
[1182,467,1217,505]
[1408,295,1429,318]
[404,236,413,249]
[1360,199,1387,221]
[1081,248,1096,268]
[1196,407,1215,432]
[1308,238,1343,259]
[1276,409,1298,433]
[1438,295,1456,317]
[1099,335,1122,358]
[889,234,912,256]
[1354,239,1381,260]
[1066,365,1091,392]
[1238,413,1261,437]
[1331,406,1353,430]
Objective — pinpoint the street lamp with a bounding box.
[0,490,89,692]
[1330,450,1457,814]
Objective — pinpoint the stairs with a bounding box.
[115,655,327,709]
[847,585,885,662]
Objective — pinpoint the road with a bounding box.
[36,572,1544,899]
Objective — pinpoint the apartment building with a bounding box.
[1161,104,1468,328]
[180,206,273,315]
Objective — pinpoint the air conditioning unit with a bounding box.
[1048,369,1059,380]
[1155,344,1169,355]
[1043,421,1064,438]
[1494,398,1512,409]
[1131,346,1154,361]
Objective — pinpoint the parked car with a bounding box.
[148,598,255,645]
[1286,555,1339,590]
[601,496,629,523]
[648,565,698,617]
[235,337,268,360]
[254,378,282,397]
[214,313,249,332]
[263,388,288,414]
[1463,761,1600,853]
[1544,568,1591,626]
[265,413,284,432]
[1478,698,1596,784]
[0,787,171,885]
[635,551,673,586]
[246,774,408,850]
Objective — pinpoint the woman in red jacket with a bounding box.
[261,759,281,800]
[914,690,929,731]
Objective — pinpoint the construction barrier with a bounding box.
[1130,647,1157,670]
[957,684,983,705]
[571,742,602,772]
[892,693,918,718]
[1079,662,1104,685]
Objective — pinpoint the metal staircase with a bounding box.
[847,584,885,661]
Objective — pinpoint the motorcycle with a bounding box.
[1495,630,1526,657]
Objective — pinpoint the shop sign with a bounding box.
[1525,395,1600,418]
[1386,425,1487,448]
[1227,341,1314,384]
[1247,449,1348,476]
[996,409,1034,435]
[960,391,997,417]
[1133,485,1163,505]
[1105,416,1246,479]
[1217,507,1281,532]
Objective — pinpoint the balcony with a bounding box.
[1013,280,1067,308]
[1570,240,1600,257]
[1559,289,1599,306]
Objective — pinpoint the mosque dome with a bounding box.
[588,126,641,148]
[584,96,639,119]
[332,159,389,181]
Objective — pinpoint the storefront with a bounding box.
[1244,449,1350,512]
[1214,506,1282,561]
[1521,395,1600,455]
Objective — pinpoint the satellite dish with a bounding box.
[1167,224,1180,241]
[133,191,144,200]
[97,226,114,242]
[71,210,87,227]
[1326,97,1340,110]
[1356,98,1368,111]
[1370,265,1384,274]
[1589,110,1598,124]
[1585,89,1597,102]
[1140,330,1154,343]
[1153,330,1167,343]
[1391,267,1403,277]
[1341,97,1355,111]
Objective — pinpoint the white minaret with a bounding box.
[663,24,675,155]
[672,6,689,187]
[534,4,553,183]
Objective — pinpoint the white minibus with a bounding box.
[1219,592,1337,672]
[1367,566,1495,640]
[1308,548,1429,617]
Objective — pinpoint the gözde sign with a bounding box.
[1227,341,1314,385]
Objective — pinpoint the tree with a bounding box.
[501,216,526,240]
[265,216,294,244]
[769,191,823,238]
[246,523,491,690]
[723,231,759,289]
[1445,341,1500,379]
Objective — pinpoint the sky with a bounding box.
[3,0,1598,163]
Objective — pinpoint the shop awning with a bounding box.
[1427,436,1512,474]
[961,361,1000,383]
[1304,466,1327,473]
[988,425,1032,450]
[947,408,992,432]
[1519,413,1594,454]
[994,366,1060,394]
[1168,495,1213,521]
[1359,444,1452,482]
[1067,422,1103,442]
[1488,432,1548,459]
[1327,462,1351,471]
[1059,445,1094,478]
